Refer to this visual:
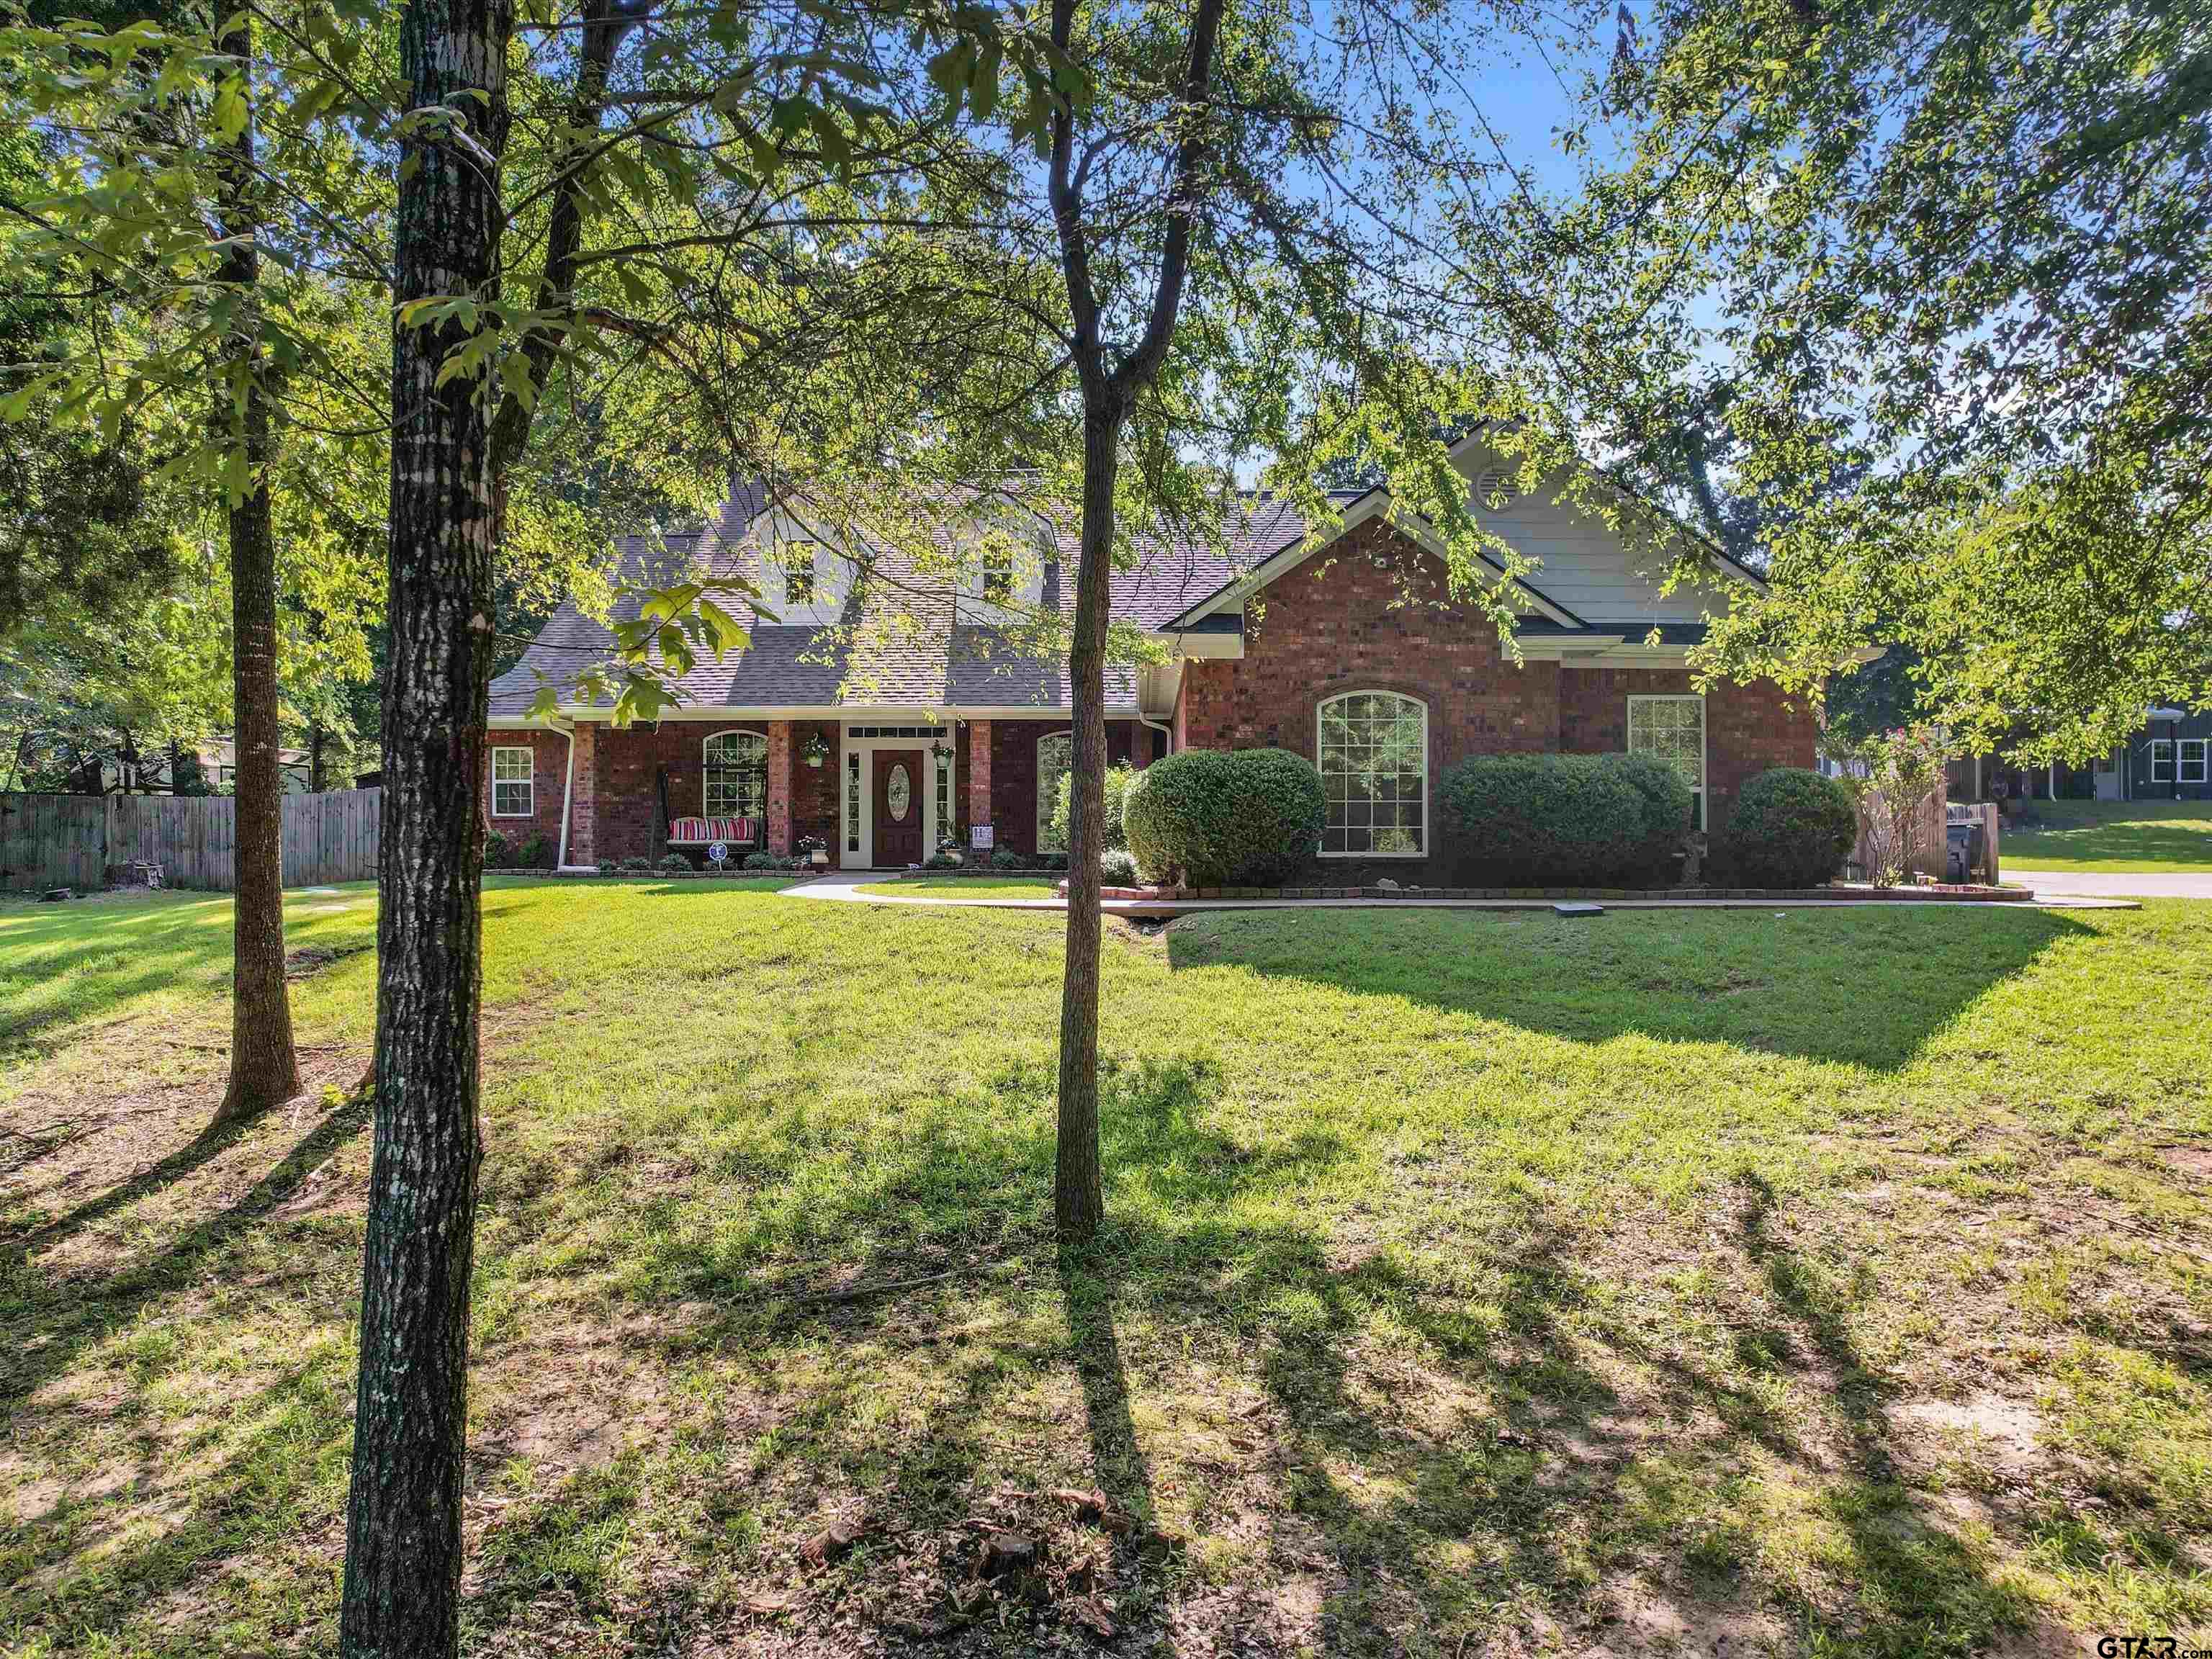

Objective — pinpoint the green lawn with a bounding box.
[854,875,1062,897]
[4,880,2211,1656]
[2002,798,2212,871]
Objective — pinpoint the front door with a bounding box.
[872,750,924,866]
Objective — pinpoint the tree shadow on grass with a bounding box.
[1164,904,2092,1071]
[0,1090,372,1647]
[1100,1175,2055,1657]
[5,1114,259,1254]
[1,1089,371,1415]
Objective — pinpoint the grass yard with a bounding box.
[2002,799,2212,871]
[4,879,2211,1657]
[853,876,1062,897]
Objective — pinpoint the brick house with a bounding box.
[487,441,1817,876]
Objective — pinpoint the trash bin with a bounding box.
[1945,820,1984,883]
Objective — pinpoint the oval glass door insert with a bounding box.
[887,764,912,820]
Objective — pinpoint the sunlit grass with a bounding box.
[3,881,2208,1656]
[2004,799,2212,871]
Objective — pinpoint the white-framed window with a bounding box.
[981,546,1016,606]
[845,750,861,854]
[2182,739,2208,785]
[702,729,768,818]
[935,747,953,845]
[781,539,818,607]
[490,746,534,817]
[1036,729,1072,852]
[1628,694,1707,829]
[1318,691,1427,857]
[2151,739,2174,781]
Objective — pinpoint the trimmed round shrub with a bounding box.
[1719,767,1858,888]
[1599,751,1696,884]
[483,830,513,866]
[1438,754,1655,885]
[1100,848,1138,885]
[596,859,616,876]
[989,846,1029,871]
[617,855,655,873]
[1123,747,1324,887]
[741,850,781,870]
[657,852,692,873]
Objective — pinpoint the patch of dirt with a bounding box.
[284,942,370,979]
[468,1313,691,1479]
[2158,1143,2212,1182]
[1583,1576,1790,1657]
[1894,1392,2046,1482]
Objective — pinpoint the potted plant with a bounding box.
[796,833,830,866]
[800,732,831,769]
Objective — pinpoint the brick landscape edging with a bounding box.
[1052,880,2031,904]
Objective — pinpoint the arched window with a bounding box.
[1036,729,1072,852]
[1317,692,1426,857]
[702,729,768,819]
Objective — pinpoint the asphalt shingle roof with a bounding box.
[488,482,1308,718]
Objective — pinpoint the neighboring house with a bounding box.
[82,736,313,796]
[2135,708,2212,800]
[1948,706,2211,804]
[487,439,1819,873]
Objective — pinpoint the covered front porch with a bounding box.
[551,713,1164,871]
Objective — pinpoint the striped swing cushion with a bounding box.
[668,816,757,845]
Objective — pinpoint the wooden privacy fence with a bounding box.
[0,788,381,891]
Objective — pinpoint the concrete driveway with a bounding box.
[2010,868,2212,899]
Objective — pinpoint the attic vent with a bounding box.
[1472,468,1515,505]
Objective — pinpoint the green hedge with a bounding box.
[1124,748,1324,886]
[1719,768,1858,888]
[1437,752,1694,885]
[1050,761,1138,851]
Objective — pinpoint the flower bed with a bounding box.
[1057,879,2032,904]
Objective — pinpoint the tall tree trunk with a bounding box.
[308,722,327,793]
[1045,0,1223,1241]
[338,2,511,1655]
[211,22,300,1123]
[1054,398,1123,1239]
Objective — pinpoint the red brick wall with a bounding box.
[570,723,598,864]
[1172,520,1817,873]
[990,719,1056,855]
[790,720,841,861]
[966,719,992,840]
[483,729,568,862]
[572,720,783,864]
[1178,519,1563,775]
[1560,668,1817,833]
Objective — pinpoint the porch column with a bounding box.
[767,719,793,854]
[569,721,598,866]
[966,719,992,850]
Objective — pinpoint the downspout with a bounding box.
[552,717,577,868]
[1138,714,1174,757]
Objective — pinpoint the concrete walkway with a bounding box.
[786,868,2138,913]
[2002,868,2212,900]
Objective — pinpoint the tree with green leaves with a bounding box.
[1,3,395,1113]
[1583,0,2212,760]
[549,0,1727,1249]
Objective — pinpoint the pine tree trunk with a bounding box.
[1055,400,1122,1241]
[338,3,511,1655]
[212,12,298,1127]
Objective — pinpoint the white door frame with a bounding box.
[839,722,953,868]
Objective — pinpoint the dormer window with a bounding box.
[981,546,1015,606]
[783,541,819,607]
